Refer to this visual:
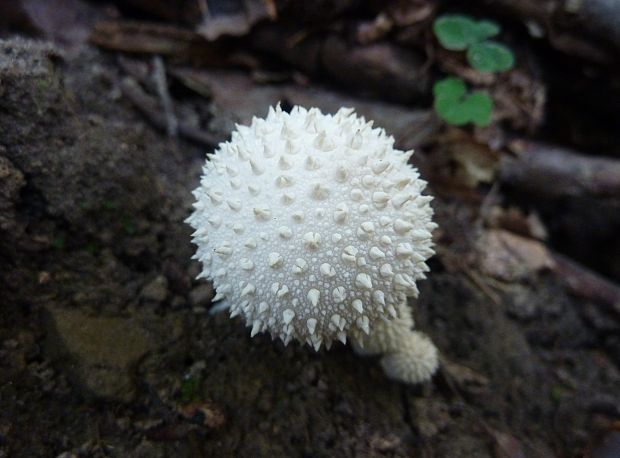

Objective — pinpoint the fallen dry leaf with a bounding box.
[489,429,527,458]
[478,229,555,282]
[487,207,548,241]
[387,0,434,27]
[197,0,276,41]
[441,357,490,390]
[356,13,393,44]
[437,129,501,188]
[180,401,226,429]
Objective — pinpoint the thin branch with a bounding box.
[551,252,620,319]
[119,76,220,147]
[152,55,178,138]
[500,140,620,199]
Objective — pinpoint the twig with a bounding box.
[550,252,620,319]
[152,56,178,138]
[500,140,620,199]
[90,21,205,55]
[119,77,220,147]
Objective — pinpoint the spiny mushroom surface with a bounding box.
[187,105,438,382]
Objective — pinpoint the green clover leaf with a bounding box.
[433,78,493,127]
[460,91,493,126]
[467,41,515,72]
[433,15,500,51]
[473,20,501,42]
[433,77,466,99]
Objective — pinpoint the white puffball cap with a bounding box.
[186,104,436,351]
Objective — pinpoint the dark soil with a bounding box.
[1,4,620,457]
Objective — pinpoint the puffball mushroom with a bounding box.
[186,104,439,383]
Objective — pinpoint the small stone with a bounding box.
[189,283,214,307]
[140,275,169,303]
[42,306,152,402]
